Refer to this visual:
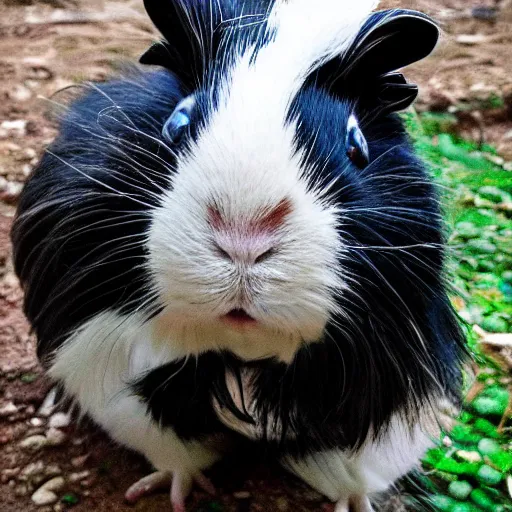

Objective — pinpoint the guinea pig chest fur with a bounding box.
[11,1,466,511]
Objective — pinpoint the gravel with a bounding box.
[0,402,18,417]
[31,476,66,506]
[45,428,67,447]
[19,435,48,452]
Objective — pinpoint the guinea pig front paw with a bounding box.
[335,495,374,512]
[124,469,216,512]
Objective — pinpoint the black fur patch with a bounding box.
[11,69,183,362]
[134,284,463,458]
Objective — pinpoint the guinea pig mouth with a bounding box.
[222,309,257,327]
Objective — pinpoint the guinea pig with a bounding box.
[11,1,466,511]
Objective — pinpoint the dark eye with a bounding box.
[346,115,369,169]
[163,96,195,144]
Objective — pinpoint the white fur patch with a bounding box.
[49,311,220,473]
[284,407,438,502]
[146,0,382,361]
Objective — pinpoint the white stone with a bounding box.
[233,491,251,499]
[0,120,27,138]
[45,428,67,446]
[20,461,45,481]
[30,418,45,427]
[19,435,48,451]
[10,85,32,102]
[45,464,62,478]
[48,412,70,429]
[1,467,20,484]
[0,402,18,417]
[31,488,58,506]
[69,471,90,483]
[41,477,65,492]
[71,454,89,467]
[457,450,482,463]
[442,436,453,447]
[31,476,66,505]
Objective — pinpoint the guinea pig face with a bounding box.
[144,1,441,361]
[148,86,345,361]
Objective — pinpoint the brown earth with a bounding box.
[1,1,511,511]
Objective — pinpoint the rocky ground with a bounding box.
[1,1,511,511]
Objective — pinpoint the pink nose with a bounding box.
[215,236,276,265]
[208,199,292,265]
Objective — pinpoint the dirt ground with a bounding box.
[0,1,511,511]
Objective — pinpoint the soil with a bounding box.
[0,1,511,511]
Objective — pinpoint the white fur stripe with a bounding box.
[266,0,379,80]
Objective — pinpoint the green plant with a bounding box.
[402,110,512,511]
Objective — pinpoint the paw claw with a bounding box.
[125,469,216,509]
[335,496,374,512]
[125,471,172,503]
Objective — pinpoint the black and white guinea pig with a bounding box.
[11,0,466,511]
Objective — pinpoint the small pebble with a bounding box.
[456,450,482,463]
[20,461,45,481]
[31,476,66,505]
[45,464,62,478]
[71,454,89,468]
[15,484,28,497]
[9,85,32,102]
[19,435,48,452]
[0,402,18,417]
[442,436,453,447]
[46,428,67,446]
[30,418,45,427]
[1,467,20,484]
[31,488,58,506]
[0,180,23,203]
[233,491,252,499]
[0,120,27,138]
[48,412,70,429]
[80,477,95,488]
[54,504,64,512]
[69,471,90,483]
[276,497,289,511]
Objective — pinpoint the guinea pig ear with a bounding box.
[314,9,439,115]
[343,9,440,81]
[139,0,224,88]
[350,9,439,113]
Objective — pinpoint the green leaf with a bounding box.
[488,450,512,472]
[430,494,457,512]
[435,459,480,476]
[473,418,503,439]
[472,396,506,416]
[481,315,509,333]
[478,438,502,456]
[20,373,38,384]
[476,464,503,485]
[61,493,80,505]
[470,489,497,511]
[448,480,473,500]
[450,503,482,512]
[451,424,482,444]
